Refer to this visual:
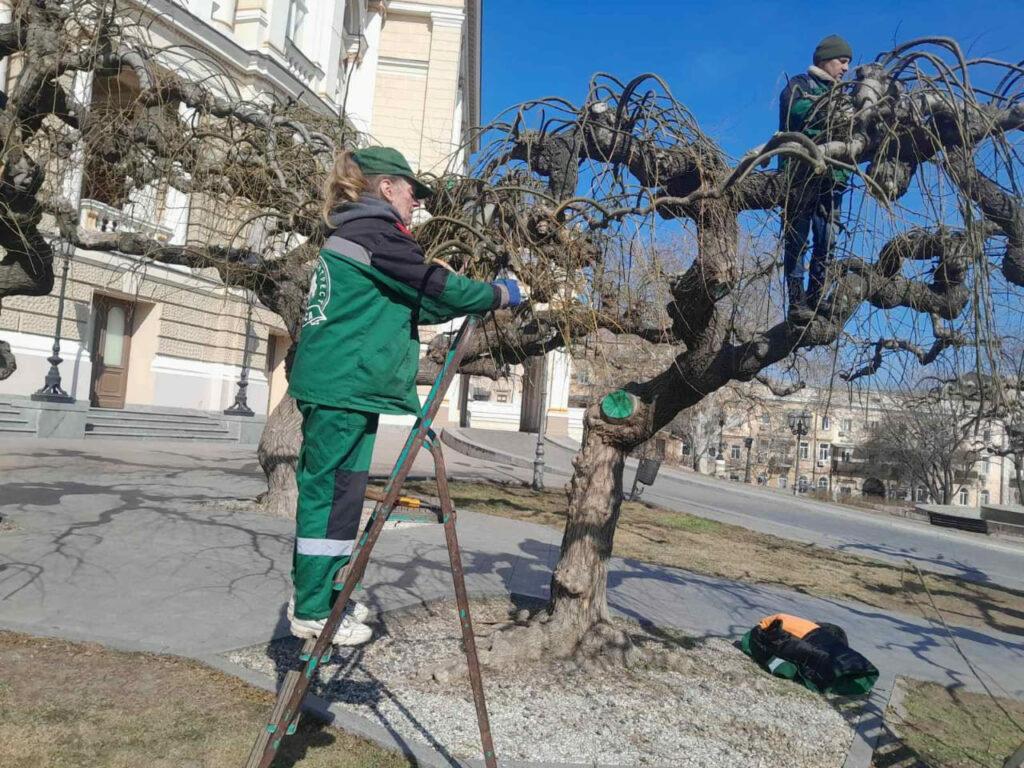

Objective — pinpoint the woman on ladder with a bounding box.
[285,146,521,645]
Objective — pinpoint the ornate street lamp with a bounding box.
[744,436,754,483]
[788,410,811,496]
[224,292,256,417]
[32,238,76,403]
[532,353,549,491]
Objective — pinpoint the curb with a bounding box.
[440,427,535,470]
[840,678,895,768]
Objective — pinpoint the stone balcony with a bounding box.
[80,199,176,244]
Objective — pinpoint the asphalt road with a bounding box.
[455,428,1024,592]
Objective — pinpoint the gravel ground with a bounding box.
[228,598,856,767]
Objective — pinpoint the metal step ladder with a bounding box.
[245,316,498,768]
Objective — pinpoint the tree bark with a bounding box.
[256,395,302,518]
[543,410,627,653]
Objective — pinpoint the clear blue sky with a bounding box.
[481,0,1024,158]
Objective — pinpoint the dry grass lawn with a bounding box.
[0,631,409,768]
[873,678,1024,767]
[389,479,1024,638]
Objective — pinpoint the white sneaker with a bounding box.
[287,596,371,624]
[290,614,373,646]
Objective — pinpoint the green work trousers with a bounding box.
[292,402,378,620]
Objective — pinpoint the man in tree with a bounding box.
[779,34,854,322]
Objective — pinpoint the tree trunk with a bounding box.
[256,394,302,517]
[540,408,639,662]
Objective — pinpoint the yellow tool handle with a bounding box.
[364,487,422,508]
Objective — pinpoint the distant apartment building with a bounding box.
[687,387,1020,509]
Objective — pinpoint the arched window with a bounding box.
[818,476,828,489]
[980,490,990,505]
[958,487,969,505]
[798,476,809,492]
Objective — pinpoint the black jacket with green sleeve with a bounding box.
[288,196,506,415]
[779,67,851,184]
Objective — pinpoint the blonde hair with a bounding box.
[321,150,368,224]
[321,150,406,225]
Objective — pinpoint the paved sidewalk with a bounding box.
[2,435,1022,692]
[1,436,1023,766]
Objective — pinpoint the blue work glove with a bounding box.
[492,278,522,308]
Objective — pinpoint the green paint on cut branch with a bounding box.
[601,390,637,422]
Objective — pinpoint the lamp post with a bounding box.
[717,411,726,456]
[743,436,754,483]
[1007,420,1024,505]
[31,239,76,403]
[788,410,811,496]
[224,292,256,416]
[532,353,549,491]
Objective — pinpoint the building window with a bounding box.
[841,448,853,462]
[731,444,741,459]
[958,487,969,505]
[818,443,831,461]
[981,458,990,476]
[495,392,509,403]
[799,442,809,460]
[286,0,309,45]
[761,413,771,425]
[841,418,852,432]
[729,473,740,481]
[915,487,926,502]
[821,415,830,430]
[840,486,852,497]
[980,490,990,505]
[343,1,362,36]
[798,476,809,492]
[779,477,788,489]
[818,477,829,489]
[682,442,691,456]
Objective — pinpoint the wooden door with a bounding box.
[90,296,134,408]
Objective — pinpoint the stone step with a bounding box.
[85,418,229,434]
[0,414,30,425]
[0,424,36,434]
[86,421,231,436]
[86,410,223,425]
[84,427,236,441]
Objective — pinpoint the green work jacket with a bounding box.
[288,197,503,414]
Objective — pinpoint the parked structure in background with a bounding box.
[668,384,1020,509]
[0,0,482,440]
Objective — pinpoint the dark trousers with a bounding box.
[783,187,845,308]
[292,402,378,620]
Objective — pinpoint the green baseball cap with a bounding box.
[352,146,433,199]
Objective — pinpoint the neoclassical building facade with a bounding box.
[0,0,482,433]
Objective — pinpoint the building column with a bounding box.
[0,1,12,90]
[61,71,94,210]
[344,3,383,132]
[417,7,464,170]
[545,349,571,437]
